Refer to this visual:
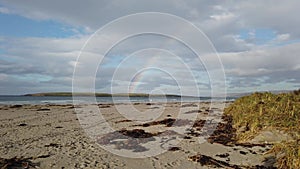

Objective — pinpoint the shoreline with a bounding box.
[1,100,234,105]
[0,95,237,106]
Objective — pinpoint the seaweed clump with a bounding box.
[189,154,241,168]
[207,115,236,145]
[133,118,192,127]
[97,129,161,152]
[0,157,39,169]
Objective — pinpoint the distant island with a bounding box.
[23,92,184,97]
[23,90,293,98]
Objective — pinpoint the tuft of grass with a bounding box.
[270,140,300,169]
[224,90,300,168]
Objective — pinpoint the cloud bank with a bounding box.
[0,0,299,95]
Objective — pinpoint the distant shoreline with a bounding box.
[23,92,184,97]
[21,90,293,97]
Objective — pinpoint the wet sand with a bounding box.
[0,102,275,168]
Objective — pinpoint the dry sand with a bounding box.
[0,102,275,168]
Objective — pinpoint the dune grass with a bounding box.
[224,89,300,168]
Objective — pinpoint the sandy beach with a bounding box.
[0,102,275,169]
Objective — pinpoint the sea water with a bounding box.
[0,95,236,105]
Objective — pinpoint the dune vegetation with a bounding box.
[224,89,300,168]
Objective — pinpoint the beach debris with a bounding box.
[216,153,230,158]
[0,157,39,169]
[168,147,181,151]
[97,128,184,152]
[65,105,76,109]
[192,120,206,130]
[239,151,248,155]
[206,115,236,145]
[18,123,27,127]
[147,106,159,109]
[115,119,132,123]
[37,108,50,111]
[206,116,277,148]
[55,126,63,128]
[249,149,258,155]
[98,104,111,108]
[119,129,159,138]
[44,143,61,148]
[184,110,202,114]
[185,114,273,148]
[188,154,241,168]
[186,129,199,137]
[133,118,175,127]
[183,136,192,139]
[98,129,157,141]
[184,115,236,145]
[97,129,160,152]
[185,120,206,137]
[9,105,23,108]
[133,118,193,128]
[35,154,51,159]
[233,142,272,148]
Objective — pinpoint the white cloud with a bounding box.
[236,0,300,38]
[210,12,235,21]
[218,42,300,89]
[0,0,299,94]
[0,7,11,14]
[276,34,290,41]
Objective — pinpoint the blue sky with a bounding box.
[239,28,277,45]
[0,1,299,95]
[0,13,82,38]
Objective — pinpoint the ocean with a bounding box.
[0,95,237,105]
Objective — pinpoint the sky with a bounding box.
[0,0,299,96]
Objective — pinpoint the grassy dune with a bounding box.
[224,90,300,168]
